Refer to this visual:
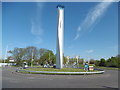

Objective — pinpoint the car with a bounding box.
[25,65,28,68]
[43,65,48,68]
[53,64,56,68]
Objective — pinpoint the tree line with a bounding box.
[7,46,56,66]
[89,55,120,68]
[0,46,119,68]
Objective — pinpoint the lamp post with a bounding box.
[4,45,8,64]
[49,52,50,64]
[31,49,34,67]
[76,55,80,66]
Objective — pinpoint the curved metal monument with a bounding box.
[56,5,64,69]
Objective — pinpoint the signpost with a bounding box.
[89,66,94,71]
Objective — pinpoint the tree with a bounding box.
[25,46,38,60]
[95,60,100,66]
[89,59,95,64]
[68,58,74,65]
[50,54,56,65]
[39,50,55,65]
[99,58,106,66]
[39,48,48,57]
[117,55,120,67]
[78,58,84,65]
[63,56,68,65]
[106,56,119,67]
[8,48,25,66]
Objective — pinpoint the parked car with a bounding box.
[43,64,48,68]
[53,64,56,68]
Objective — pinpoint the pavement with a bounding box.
[2,67,119,88]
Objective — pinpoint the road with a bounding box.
[2,67,119,88]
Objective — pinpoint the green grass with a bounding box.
[11,66,20,67]
[19,69,99,75]
[31,66,43,68]
[22,68,98,72]
[95,66,119,70]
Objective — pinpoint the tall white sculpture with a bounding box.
[56,5,64,69]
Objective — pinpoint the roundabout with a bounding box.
[17,67,105,75]
[3,67,118,88]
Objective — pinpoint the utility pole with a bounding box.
[4,45,8,64]
[49,52,50,64]
[76,55,80,67]
[31,49,34,67]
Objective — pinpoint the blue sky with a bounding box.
[2,2,118,60]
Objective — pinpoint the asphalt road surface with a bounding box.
[2,67,119,88]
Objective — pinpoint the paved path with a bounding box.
[2,67,119,88]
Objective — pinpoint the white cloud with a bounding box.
[31,21,43,36]
[34,37,43,44]
[85,50,94,53]
[74,0,114,40]
[31,3,44,44]
[77,26,81,31]
[74,33,80,40]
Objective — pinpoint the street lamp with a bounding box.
[49,52,50,64]
[4,45,8,64]
[76,55,80,65]
[31,49,34,67]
